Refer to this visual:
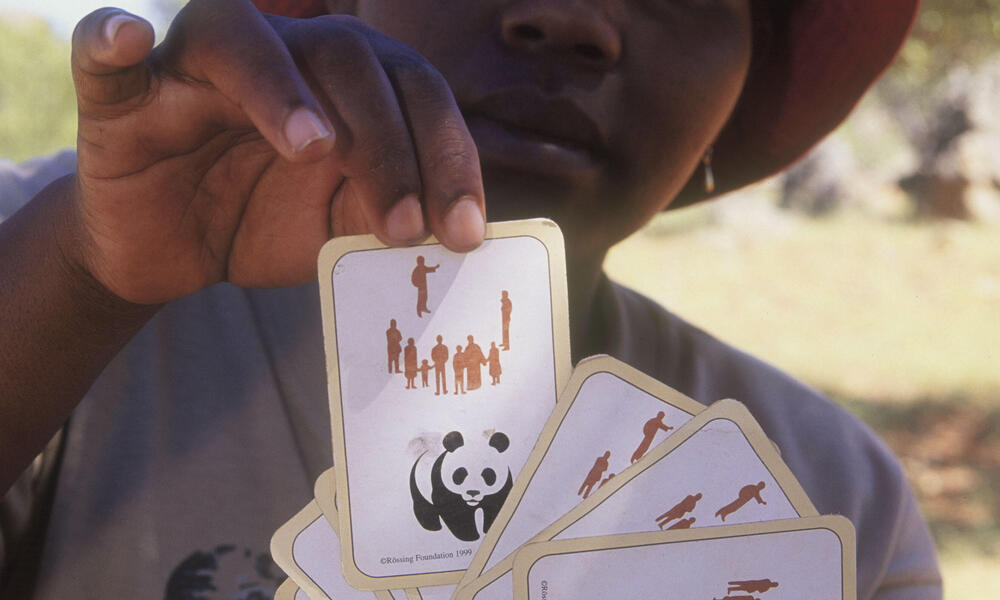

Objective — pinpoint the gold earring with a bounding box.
[702,146,715,194]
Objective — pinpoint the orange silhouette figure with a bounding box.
[578,451,611,499]
[462,335,486,391]
[418,360,431,387]
[715,481,767,521]
[667,517,695,530]
[728,579,779,594]
[600,473,616,488]
[630,411,674,463]
[431,335,449,395]
[386,319,403,374]
[487,341,502,385]
[452,346,466,395]
[411,256,439,318]
[404,338,418,389]
[500,290,512,350]
[655,492,702,529]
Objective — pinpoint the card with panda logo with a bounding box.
[510,516,857,600]
[452,355,705,599]
[453,399,818,600]
[317,219,572,590]
[270,471,406,600]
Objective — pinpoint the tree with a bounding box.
[0,16,76,162]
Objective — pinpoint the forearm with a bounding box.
[0,175,158,493]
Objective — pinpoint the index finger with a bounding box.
[156,0,336,161]
[377,47,486,251]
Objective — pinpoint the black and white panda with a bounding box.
[409,430,513,542]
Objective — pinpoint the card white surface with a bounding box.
[319,220,571,589]
[512,516,856,600]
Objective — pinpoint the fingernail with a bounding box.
[104,13,136,44]
[445,196,485,250]
[386,195,426,243]
[283,107,333,154]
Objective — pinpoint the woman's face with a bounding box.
[336,0,752,258]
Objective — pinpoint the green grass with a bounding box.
[607,197,1000,402]
[606,192,1000,599]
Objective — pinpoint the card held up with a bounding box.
[318,219,571,589]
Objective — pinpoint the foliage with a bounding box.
[877,0,1000,143]
[0,16,76,162]
[892,0,1000,90]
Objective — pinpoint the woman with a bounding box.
[0,1,939,598]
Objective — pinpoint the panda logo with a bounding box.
[409,430,513,542]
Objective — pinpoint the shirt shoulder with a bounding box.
[0,150,77,221]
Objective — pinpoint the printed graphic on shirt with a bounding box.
[164,544,282,600]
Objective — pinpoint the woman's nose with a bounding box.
[500,0,622,70]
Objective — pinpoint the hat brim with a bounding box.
[671,0,920,208]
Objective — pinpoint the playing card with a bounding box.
[454,399,817,600]
[455,355,704,597]
[274,578,306,600]
[317,219,572,589]
[312,471,420,600]
[270,472,404,600]
[400,586,455,600]
[511,516,857,600]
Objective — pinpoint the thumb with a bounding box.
[71,8,155,116]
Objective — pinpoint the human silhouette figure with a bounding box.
[462,335,486,390]
[500,290,512,350]
[715,481,767,521]
[452,346,465,395]
[630,411,674,463]
[403,338,418,389]
[487,341,502,385]
[655,492,702,529]
[386,319,403,374]
[666,517,695,530]
[728,579,779,594]
[431,335,449,395]
[578,451,611,499]
[411,256,439,317]
[418,360,431,387]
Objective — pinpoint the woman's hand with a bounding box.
[68,0,485,304]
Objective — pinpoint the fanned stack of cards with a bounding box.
[271,219,857,600]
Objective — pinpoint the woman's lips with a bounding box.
[462,89,608,178]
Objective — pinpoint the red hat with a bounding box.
[252,0,919,207]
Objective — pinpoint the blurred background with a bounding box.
[0,1,997,596]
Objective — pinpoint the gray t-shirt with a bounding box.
[0,152,941,600]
